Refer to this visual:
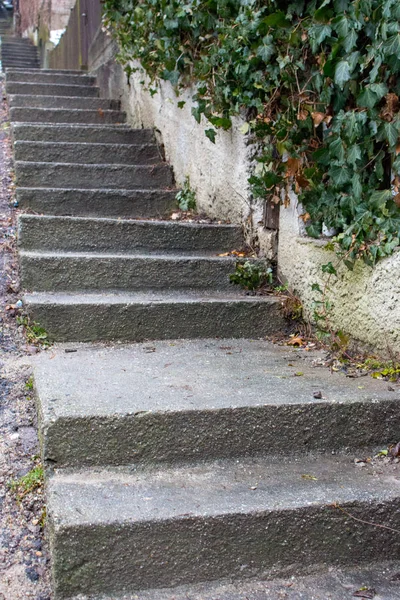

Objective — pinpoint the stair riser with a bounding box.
[18,216,242,253]
[12,124,153,144]
[25,299,283,342]
[16,188,177,218]
[15,162,173,189]
[40,399,400,468]
[14,142,158,165]
[6,68,87,74]
[6,72,95,85]
[6,83,99,96]
[10,107,126,124]
[20,255,236,292]
[2,54,39,60]
[9,95,120,110]
[2,63,39,69]
[49,499,400,598]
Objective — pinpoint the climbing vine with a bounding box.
[102,0,400,266]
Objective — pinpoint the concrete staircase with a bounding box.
[6,67,400,599]
[8,68,284,342]
[0,17,39,70]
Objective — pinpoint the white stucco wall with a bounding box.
[279,198,400,353]
[87,31,400,352]
[88,33,276,258]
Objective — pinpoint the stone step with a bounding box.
[44,563,400,600]
[6,82,99,96]
[20,251,238,292]
[33,339,399,468]
[5,68,85,74]
[2,52,38,59]
[2,61,39,69]
[2,47,38,54]
[15,161,173,189]
[23,291,283,342]
[10,107,126,124]
[46,453,400,598]
[6,70,95,85]
[8,94,120,110]
[18,215,243,253]
[16,187,177,218]
[12,123,153,144]
[2,59,39,65]
[14,141,159,164]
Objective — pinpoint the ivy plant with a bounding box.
[102,0,400,267]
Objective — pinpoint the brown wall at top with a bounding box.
[19,0,76,36]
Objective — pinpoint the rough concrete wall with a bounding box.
[278,198,400,353]
[20,0,50,36]
[20,0,75,39]
[88,30,276,259]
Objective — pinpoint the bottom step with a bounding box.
[24,291,284,341]
[48,454,400,598]
[68,562,400,599]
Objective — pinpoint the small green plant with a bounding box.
[16,316,50,347]
[9,465,44,502]
[311,259,351,354]
[176,176,196,212]
[230,260,273,291]
[25,376,34,391]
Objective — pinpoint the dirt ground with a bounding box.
[0,74,51,600]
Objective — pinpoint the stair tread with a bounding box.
[48,452,400,527]
[33,338,393,419]
[25,290,278,303]
[20,250,239,259]
[64,562,400,600]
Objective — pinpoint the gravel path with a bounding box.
[0,74,51,600]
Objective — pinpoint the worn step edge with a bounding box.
[15,161,174,189]
[47,453,400,597]
[8,95,120,110]
[24,291,284,342]
[6,71,96,85]
[10,107,126,124]
[17,215,242,253]
[6,82,99,97]
[63,562,400,600]
[19,251,238,292]
[12,123,154,143]
[33,338,399,467]
[16,187,177,218]
[14,141,159,165]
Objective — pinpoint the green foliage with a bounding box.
[16,316,50,347]
[25,376,34,391]
[103,0,400,266]
[176,176,197,211]
[230,260,273,291]
[9,465,44,502]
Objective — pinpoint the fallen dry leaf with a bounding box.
[311,111,325,126]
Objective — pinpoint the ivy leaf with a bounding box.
[334,60,351,88]
[205,128,216,143]
[330,166,351,185]
[357,88,379,108]
[263,12,291,28]
[209,116,232,130]
[257,44,275,62]
[384,34,400,56]
[343,29,358,52]
[384,122,399,148]
[369,189,392,209]
[347,144,362,165]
